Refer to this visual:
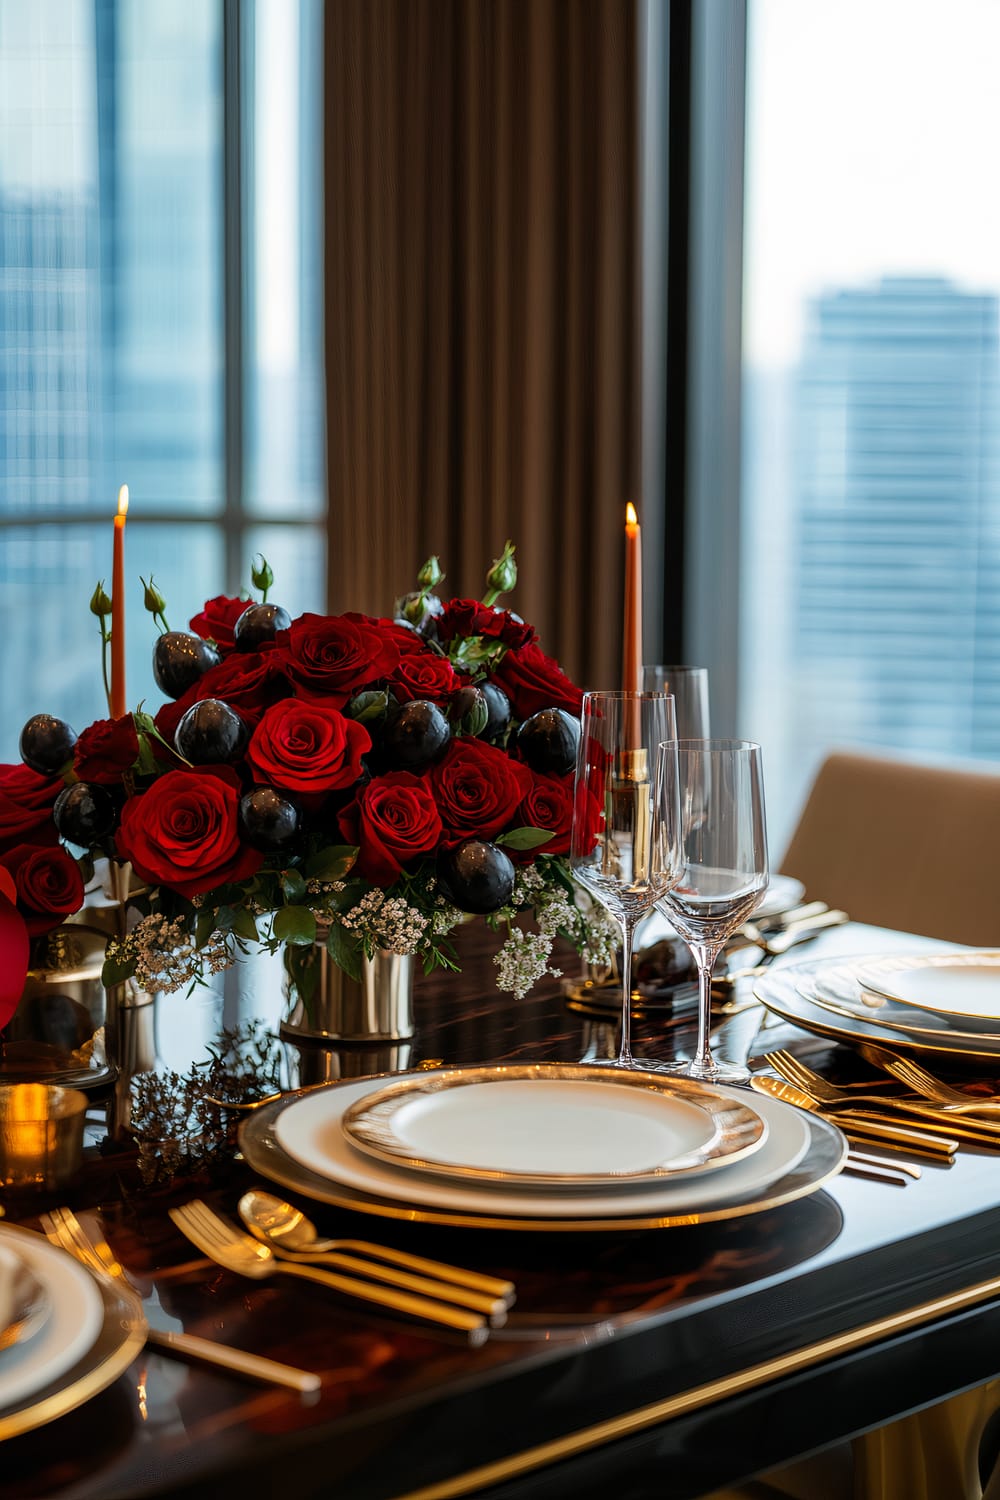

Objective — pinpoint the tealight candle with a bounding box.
[0,1085,87,1190]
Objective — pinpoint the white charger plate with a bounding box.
[856,952,1000,1034]
[273,1068,812,1221]
[0,1224,103,1412]
[341,1065,767,1188]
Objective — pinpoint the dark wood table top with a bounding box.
[4,922,1000,1500]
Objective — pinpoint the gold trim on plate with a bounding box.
[392,1270,1000,1500]
[0,1224,147,1440]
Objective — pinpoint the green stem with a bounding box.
[101,626,112,716]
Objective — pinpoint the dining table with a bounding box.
[3,916,1000,1500]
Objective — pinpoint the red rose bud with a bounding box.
[337,771,443,885]
[89,580,112,618]
[483,539,517,604]
[246,700,370,799]
[189,595,251,652]
[73,716,141,784]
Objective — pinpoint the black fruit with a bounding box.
[153,631,222,699]
[174,699,248,763]
[479,681,512,743]
[233,602,291,652]
[53,782,116,844]
[19,714,77,775]
[238,787,301,851]
[436,839,515,915]
[516,707,580,776]
[382,700,451,769]
[447,685,488,736]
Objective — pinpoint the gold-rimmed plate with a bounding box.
[340,1064,767,1188]
[855,952,1000,1034]
[756,957,1000,1063]
[0,1224,146,1440]
[240,1072,844,1232]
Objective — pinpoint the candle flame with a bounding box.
[117,485,129,518]
[625,501,638,528]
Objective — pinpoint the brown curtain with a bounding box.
[324,0,639,691]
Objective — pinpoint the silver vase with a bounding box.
[280,944,415,1042]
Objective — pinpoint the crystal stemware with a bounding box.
[655,739,768,1082]
[641,666,710,742]
[570,692,682,1068]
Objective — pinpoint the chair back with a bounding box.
[780,750,1000,946]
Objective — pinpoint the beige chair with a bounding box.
[779,750,1000,946]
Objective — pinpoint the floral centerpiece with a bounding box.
[1,545,615,1020]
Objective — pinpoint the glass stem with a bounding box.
[618,913,641,1066]
[690,941,723,1074]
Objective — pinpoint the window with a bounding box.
[739,0,1000,851]
[0,0,325,760]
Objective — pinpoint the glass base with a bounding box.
[650,1057,751,1084]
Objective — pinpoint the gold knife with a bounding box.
[751,1075,958,1159]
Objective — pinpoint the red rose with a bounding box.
[573,772,606,860]
[517,773,574,856]
[283,613,401,705]
[73,716,140,784]
[115,766,262,898]
[430,738,533,842]
[390,650,459,704]
[0,764,61,853]
[247,700,370,800]
[337,771,442,884]
[492,642,583,720]
[435,599,536,650]
[189,595,249,653]
[1,843,85,935]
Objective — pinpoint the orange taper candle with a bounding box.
[110,485,129,719]
[622,502,643,695]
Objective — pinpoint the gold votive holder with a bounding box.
[0,1084,88,1191]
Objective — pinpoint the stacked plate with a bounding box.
[0,1222,145,1439]
[755,950,1000,1064]
[239,1062,847,1232]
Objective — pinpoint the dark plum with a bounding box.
[153,631,222,699]
[19,714,77,775]
[516,707,580,776]
[53,781,116,844]
[238,787,301,851]
[436,839,515,915]
[174,699,248,764]
[447,685,488,736]
[382,700,451,769]
[233,603,291,652]
[478,681,512,744]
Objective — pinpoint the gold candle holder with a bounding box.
[0,1084,88,1191]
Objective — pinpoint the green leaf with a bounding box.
[273,906,317,946]
[280,868,308,903]
[101,952,136,986]
[346,689,389,725]
[326,922,363,982]
[195,909,218,950]
[304,845,358,882]
[231,906,260,943]
[496,826,555,851]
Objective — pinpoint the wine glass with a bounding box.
[655,739,768,1083]
[570,692,683,1068]
[642,666,710,742]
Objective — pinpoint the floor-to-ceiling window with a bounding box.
[0,0,325,761]
[739,0,1000,852]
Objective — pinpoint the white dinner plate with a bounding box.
[274,1068,811,1220]
[340,1065,767,1188]
[856,952,1000,1034]
[756,874,806,920]
[0,1224,103,1413]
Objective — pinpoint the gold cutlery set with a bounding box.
[754,1047,1000,1184]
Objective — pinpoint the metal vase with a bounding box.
[280,945,415,1043]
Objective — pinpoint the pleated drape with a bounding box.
[324,0,639,690]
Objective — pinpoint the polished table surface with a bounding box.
[5,921,1000,1500]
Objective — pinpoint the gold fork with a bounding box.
[168,1201,492,1346]
[766,1051,1000,1146]
[858,1045,1000,1117]
[41,1206,321,1393]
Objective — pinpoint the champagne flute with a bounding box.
[642,666,710,742]
[570,692,682,1068]
[655,739,768,1083]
